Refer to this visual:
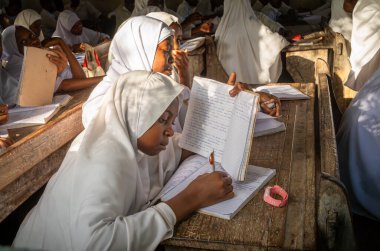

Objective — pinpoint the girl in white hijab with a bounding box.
[52,10,109,51]
[14,9,44,41]
[337,68,380,222]
[215,0,288,84]
[82,16,173,127]
[1,26,23,81]
[345,0,380,91]
[13,70,233,251]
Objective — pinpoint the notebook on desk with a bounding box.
[160,155,276,220]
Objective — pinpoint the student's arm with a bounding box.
[57,76,104,92]
[43,37,86,79]
[343,0,357,13]
[165,171,234,222]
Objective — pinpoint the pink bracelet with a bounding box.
[263,185,288,207]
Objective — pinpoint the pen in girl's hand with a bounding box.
[209,150,215,172]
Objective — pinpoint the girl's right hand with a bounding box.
[187,171,234,209]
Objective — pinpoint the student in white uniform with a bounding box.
[337,68,380,222]
[52,10,109,52]
[0,33,18,106]
[14,9,44,41]
[2,25,102,92]
[13,70,234,251]
[345,0,380,91]
[108,0,134,30]
[40,0,58,38]
[65,0,101,22]
[215,0,288,84]
[82,16,174,127]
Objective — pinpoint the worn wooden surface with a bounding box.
[0,87,93,222]
[204,36,229,83]
[331,33,356,113]
[286,29,334,83]
[188,46,206,78]
[165,83,316,251]
[316,72,356,251]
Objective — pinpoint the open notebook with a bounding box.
[0,95,72,130]
[180,37,206,51]
[160,155,276,220]
[254,112,286,137]
[254,85,309,100]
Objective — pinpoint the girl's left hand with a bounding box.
[47,46,68,74]
[173,50,192,88]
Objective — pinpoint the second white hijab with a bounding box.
[82,16,173,127]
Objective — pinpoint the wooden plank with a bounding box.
[0,87,93,222]
[204,36,229,83]
[163,84,316,250]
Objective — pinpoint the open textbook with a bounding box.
[253,85,309,100]
[179,76,260,181]
[0,95,72,130]
[160,155,276,220]
[18,46,58,107]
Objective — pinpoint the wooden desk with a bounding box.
[164,83,317,251]
[0,88,92,222]
[285,29,335,84]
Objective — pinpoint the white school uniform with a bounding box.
[2,26,72,92]
[345,0,380,91]
[337,68,380,221]
[13,71,184,251]
[329,0,352,41]
[215,0,288,84]
[52,10,108,47]
[108,5,132,29]
[82,16,173,128]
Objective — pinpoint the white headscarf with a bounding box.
[146,11,179,26]
[1,26,24,80]
[346,0,380,91]
[329,0,353,41]
[14,9,44,41]
[52,10,102,46]
[0,31,19,106]
[215,0,288,84]
[14,71,184,250]
[82,16,173,127]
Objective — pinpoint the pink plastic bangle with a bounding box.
[263,185,288,207]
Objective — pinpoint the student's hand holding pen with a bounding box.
[165,171,234,222]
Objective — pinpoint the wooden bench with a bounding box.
[0,88,93,222]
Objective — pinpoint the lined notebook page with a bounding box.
[160,155,276,220]
[222,89,258,180]
[179,77,236,163]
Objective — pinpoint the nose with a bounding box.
[165,125,174,137]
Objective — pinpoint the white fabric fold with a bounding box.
[346,0,380,91]
[215,0,288,84]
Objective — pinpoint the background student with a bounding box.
[52,10,109,53]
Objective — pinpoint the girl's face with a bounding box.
[15,26,41,54]
[152,37,174,76]
[70,21,83,35]
[29,20,42,38]
[170,23,182,50]
[137,98,179,156]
